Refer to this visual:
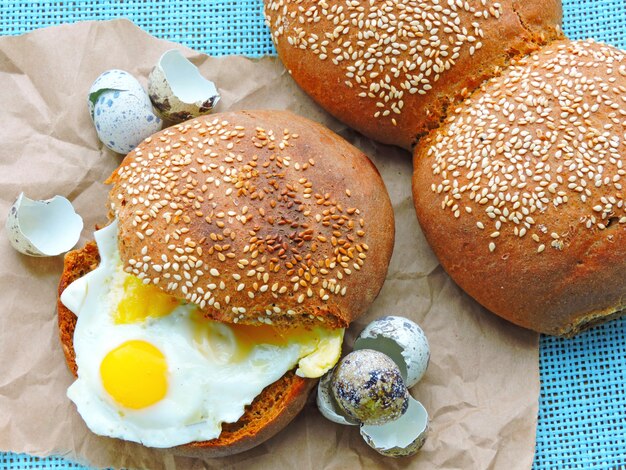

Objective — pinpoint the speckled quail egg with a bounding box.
[88,69,162,154]
[331,349,409,426]
[148,49,220,123]
[316,368,359,426]
[5,192,83,257]
[360,396,429,457]
[354,316,430,387]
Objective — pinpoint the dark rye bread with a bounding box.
[412,39,626,336]
[264,0,563,150]
[106,110,395,330]
[57,242,316,456]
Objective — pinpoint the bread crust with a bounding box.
[412,40,626,336]
[58,241,100,376]
[264,0,563,150]
[57,242,316,456]
[107,110,395,330]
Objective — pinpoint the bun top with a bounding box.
[264,0,563,149]
[107,110,394,329]
[412,40,626,335]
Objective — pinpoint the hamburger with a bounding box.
[57,109,395,455]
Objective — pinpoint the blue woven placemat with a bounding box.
[1,1,626,468]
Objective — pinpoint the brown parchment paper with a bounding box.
[0,19,539,470]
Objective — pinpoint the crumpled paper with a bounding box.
[0,19,539,470]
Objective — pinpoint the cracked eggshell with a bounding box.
[148,49,220,123]
[360,396,429,458]
[88,69,162,154]
[5,192,83,257]
[316,368,359,426]
[354,315,430,387]
[332,349,409,426]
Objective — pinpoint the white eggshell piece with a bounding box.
[148,49,220,122]
[354,315,430,388]
[316,368,359,426]
[5,192,83,257]
[360,396,429,458]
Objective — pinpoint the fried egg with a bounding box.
[60,220,343,448]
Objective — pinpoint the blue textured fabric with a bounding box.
[1,0,626,468]
[536,318,626,469]
[0,0,276,57]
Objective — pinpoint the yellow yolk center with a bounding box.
[115,276,180,324]
[100,340,168,409]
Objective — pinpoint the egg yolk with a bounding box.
[115,275,180,324]
[100,340,168,409]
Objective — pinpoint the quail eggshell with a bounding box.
[354,315,430,387]
[88,69,162,154]
[92,90,161,154]
[148,49,220,123]
[316,368,359,426]
[360,396,429,458]
[87,69,147,118]
[5,192,83,257]
[331,349,409,426]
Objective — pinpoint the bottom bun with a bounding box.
[57,242,316,456]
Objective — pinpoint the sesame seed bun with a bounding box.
[264,0,563,150]
[412,39,626,336]
[58,109,394,454]
[107,109,395,329]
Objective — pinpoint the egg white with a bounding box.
[61,221,337,448]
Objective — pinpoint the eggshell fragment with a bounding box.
[360,396,429,457]
[5,193,83,257]
[148,49,220,123]
[332,349,409,426]
[316,368,359,426]
[87,70,146,118]
[354,315,430,387]
[88,69,162,154]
